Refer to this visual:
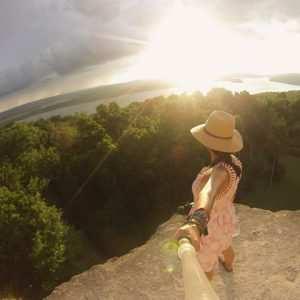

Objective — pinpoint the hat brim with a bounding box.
[190,124,243,153]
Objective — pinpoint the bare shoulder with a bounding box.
[209,164,230,192]
[197,164,230,209]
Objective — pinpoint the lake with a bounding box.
[9,77,300,122]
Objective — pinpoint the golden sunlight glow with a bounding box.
[117,3,300,90]
[124,4,247,88]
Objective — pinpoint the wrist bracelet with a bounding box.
[186,208,209,235]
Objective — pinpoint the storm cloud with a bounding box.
[0,0,300,96]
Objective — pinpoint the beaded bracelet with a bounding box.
[186,208,209,236]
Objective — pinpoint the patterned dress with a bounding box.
[188,154,242,273]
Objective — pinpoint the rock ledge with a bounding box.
[46,204,300,300]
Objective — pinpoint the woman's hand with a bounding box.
[175,223,201,251]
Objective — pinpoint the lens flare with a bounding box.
[160,240,180,273]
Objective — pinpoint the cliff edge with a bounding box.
[46,204,300,300]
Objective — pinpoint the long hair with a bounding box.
[209,150,242,178]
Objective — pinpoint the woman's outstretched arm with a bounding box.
[175,165,229,247]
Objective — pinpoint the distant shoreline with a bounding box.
[1,77,300,126]
[270,74,300,86]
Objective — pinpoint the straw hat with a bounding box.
[190,110,243,153]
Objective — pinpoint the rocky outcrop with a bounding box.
[46,204,300,300]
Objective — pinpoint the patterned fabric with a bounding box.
[188,154,242,273]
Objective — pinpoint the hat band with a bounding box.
[204,126,233,140]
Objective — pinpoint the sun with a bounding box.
[125,4,246,89]
[114,3,300,89]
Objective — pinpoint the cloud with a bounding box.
[0,0,300,97]
[70,0,121,20]
[0,0,182,96]
[198,0,300,25]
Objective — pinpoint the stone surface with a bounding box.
[46,204,300,300]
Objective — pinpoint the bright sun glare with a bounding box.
[124,4,248,89]
[117,3,300,90]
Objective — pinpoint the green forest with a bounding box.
[1,88,300,299]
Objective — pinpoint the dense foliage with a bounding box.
[0,89,300,298]
[0,187,67,293]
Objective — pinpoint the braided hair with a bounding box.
[209,150,242,178]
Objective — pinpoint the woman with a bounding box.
[175,110,243,281]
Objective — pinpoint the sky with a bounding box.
[1,0,300,98]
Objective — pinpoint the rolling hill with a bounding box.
[0,80,176,126]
